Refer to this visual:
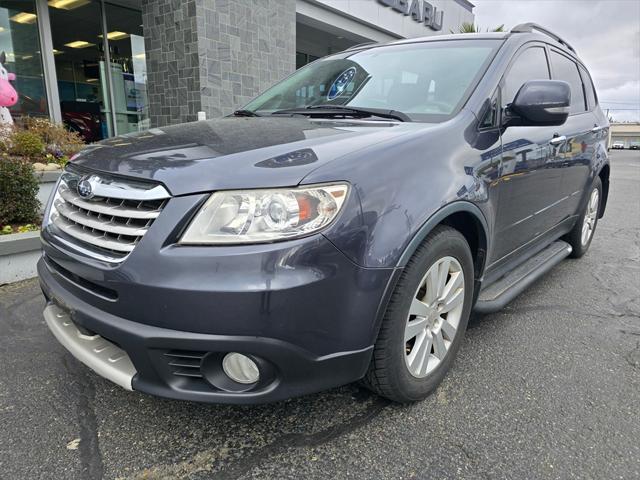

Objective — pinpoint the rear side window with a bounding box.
[550,51,586,113]
[579,65,598,109]
[502,47,550,106]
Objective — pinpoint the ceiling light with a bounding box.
[133,53,146,59]
[98,31,129,41]
[10,12,37,24]
[0,27,5,33]
[65,40,95,49]
[48,0,90,10]
[53,49,63,55]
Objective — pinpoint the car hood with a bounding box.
[70,116,429,195]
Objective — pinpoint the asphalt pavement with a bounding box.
[1,150,639,480]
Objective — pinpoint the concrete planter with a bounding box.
[0,231,41,285]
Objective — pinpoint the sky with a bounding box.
[473,0,640,122]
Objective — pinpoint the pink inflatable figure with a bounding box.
[0,51,18,125]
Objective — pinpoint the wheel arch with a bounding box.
[396,202,489,280]
[367,202,489,350]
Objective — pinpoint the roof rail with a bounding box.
[343,42,378,52]
[510,22,576,53]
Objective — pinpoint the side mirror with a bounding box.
[508,80,571,126]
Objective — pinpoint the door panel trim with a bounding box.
[484,215,577,279]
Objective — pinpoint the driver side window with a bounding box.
[502,47,551,107]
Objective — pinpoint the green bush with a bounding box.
[21,117,84,158]
[9,131,45,158]
[0,157,40,225]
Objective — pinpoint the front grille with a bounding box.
[48,166,170,262]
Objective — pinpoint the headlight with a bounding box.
[179,183,349,244]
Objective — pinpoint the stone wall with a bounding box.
[142,0,296,127]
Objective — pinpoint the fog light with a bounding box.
[222,353,259,384]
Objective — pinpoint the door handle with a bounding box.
[549,135,566,146]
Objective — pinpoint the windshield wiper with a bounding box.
[231,109,262,117]
[271,105,410,122]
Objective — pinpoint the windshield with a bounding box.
[244,39,501,122]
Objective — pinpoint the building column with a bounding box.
[142,0,296,128]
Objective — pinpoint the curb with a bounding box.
[0,231,42,285]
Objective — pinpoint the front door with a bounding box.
[491,45,564,264]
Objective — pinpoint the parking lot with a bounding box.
[1,150,638,480]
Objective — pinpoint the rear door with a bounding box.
[547,49,599,217]
[492,45,563,262]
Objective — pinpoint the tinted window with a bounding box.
[550,51,586,113]
[503,47,550,105]
[579,65,597,109]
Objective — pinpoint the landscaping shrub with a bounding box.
[21,117,84,161]
[0,118,84,166]
[0,119,84,231]
[0,157,40,225]
[9,130,45,158]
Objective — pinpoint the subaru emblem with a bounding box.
[77,175,95,199]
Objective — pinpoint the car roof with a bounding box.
[346,25,580,63]
[389,32,509,45]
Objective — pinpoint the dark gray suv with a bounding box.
[39,24,610,404]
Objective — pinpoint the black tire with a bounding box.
[362,225,474,403]
[565,177,602,258]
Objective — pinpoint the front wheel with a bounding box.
[565,177,602,258]
[362,226,474,403]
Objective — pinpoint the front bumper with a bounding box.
[38,232,396,404]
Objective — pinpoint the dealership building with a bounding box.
[609,123,640,148]
[2,0,473,140]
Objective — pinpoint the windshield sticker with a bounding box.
[327,67,356,101]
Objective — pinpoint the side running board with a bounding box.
[474,241,572,314]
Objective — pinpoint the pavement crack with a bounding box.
[624,341,640,370]
[61,355,104,480]
[451,442,490,480]
[210,396,390,480]
[620,329,640,337]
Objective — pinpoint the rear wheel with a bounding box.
[566,177,602,258]
[363,226,474,403]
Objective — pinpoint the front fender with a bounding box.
[396,201,489,267]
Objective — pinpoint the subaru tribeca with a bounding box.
[39,24,610,404]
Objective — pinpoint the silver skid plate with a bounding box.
[44,304,136,390]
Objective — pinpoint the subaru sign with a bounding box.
[377,0,444,31]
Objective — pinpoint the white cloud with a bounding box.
[472,0,640,121]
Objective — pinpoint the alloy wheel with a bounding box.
[581,188,599,246]
[404,256,465,378]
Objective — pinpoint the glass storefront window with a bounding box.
[0,0,48,122]
[49,0,112,142]
[104,2,149,134]
[47,0,148,141]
